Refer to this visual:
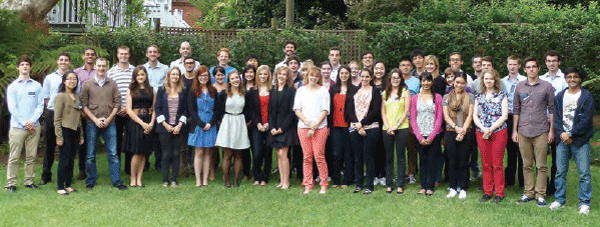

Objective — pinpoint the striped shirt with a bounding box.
[167,96,179,125]
[107,64,135,107]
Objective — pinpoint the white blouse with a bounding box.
[293,86,330,129]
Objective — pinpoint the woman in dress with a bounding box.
[329,66,357,189]
[294,66,330,194]
[215,71,251,188]
[209,66,227,180]
[345,68,382,195]
[188,66,219,187]
[124,66,156,187]
[155,67,186,187]
[410,72,443,196]
[381,68,411,194]
[248,65,273,186]
[54,71,84,195]
[473,69,508,203]
[443,73,475,199]
[267,66,298,190]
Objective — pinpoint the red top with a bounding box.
[260,94,269,124]
[333,93,347,127]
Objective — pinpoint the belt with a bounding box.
[225,112,242,116]
[133,108,152,115]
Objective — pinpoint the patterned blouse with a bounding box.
[416,99,435,136]
[352,88,379,132]
[476,91,507,133]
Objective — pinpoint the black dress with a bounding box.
[124,88,155,155]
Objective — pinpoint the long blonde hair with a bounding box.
[164,67,183,95]
[256,65,272,90]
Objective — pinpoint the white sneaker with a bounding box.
[447,189,457,198]
[548,201,564,210]
[373,177,379,185]
[379,177,386,185]
[579,205,590,214]
[408,175,417,184]
[458,190,467,199]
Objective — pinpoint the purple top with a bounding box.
[513,79,554,137]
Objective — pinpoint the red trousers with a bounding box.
[298,127,329,189]
[476,129,507,197]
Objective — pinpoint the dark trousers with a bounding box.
[383,128,409,188]
[57,128,78,190]
[446,130,473,190]
[42,110,57,181]
[406,131,418,176]
[242,148,251,177]
[548,142,557,194]
[149,138,162,171]
[468,130,480,176]
[505,114,524,186]
[159,133,182,183]
[331,127,354,186]
[417,134,442,190]
[78,118,87,176]
[374,134,386,178]
[251,128,272,183]
[115,115,128,171]
[292,144,303,180]
[350,128,380,191]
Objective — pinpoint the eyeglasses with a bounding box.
[546,60,559,63]
[184,62,195,65]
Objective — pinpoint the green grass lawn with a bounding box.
[0,149,598,226]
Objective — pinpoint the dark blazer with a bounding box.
[267,85,296,132]
[155,86,187,134]
[187,87,219,131]
[246,89,266,128]
[553,88,595,148]
[344,86,382,126]
[433,76,446,97]
[328,83,359,127]
[215,90,252,124]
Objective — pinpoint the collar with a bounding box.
[144,61,164,69]
[78,65,95,71]
[541,69,564,80]
[16,76,33,83]
[94,75,107,84]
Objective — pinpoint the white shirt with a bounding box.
[562,90,581,133]
[330,64,341,82]
[540,69,567,95]
[170,58,199,74]
[293,86,330,129]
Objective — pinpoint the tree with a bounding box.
[0,0,60,23]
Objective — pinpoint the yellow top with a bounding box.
[382,88,409,130]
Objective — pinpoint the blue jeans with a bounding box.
[555,141,592,206]
[85,122,123,186]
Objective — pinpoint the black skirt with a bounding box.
[123,114,156,155]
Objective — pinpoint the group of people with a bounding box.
[4,41,593,214]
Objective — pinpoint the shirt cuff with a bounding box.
[156,115,165,124]
[179,116,187,124]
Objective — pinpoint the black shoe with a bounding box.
[115,184,128,190]
[480,194,492,203]
[477,187,484,191]
[5,186,16,193]
[39,180,50,185]
[77,172,86,181]
[86,184,95,190]
[493,196,504,203]
[25,184,39,189]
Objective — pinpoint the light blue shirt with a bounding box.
[404,76,420,97]
[210,65,238,84]
[144,61,169,90]
[6,77,44,128]
[41,70,64,111]
[501,74,526,114]
[540,69,567,95]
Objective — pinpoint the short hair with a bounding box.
[287,55,300,64]
[523,56,539,68]
[411,49,425,59]
[564,67,584,80]
[58,52,71,61]
[398,56,412,64]
[245,54,259,63]
[449,52,462,60]
[217,48,231,58]
[96,58,108,64]
[147,45,160,53]
[329,47,341,53]
[444,67,458,77]
[183,56,195,62]
[117,46,130,54]
[471,54,483,62]
[545,50,562,62]
[303,67,323,86]
[83,48,96,54]
[284,41,297,49]
[361,51,374,60]
[212,66,226,78]
[481,56,494,68]
[16,55,32,66]
[320,61,332,69]
[507,55,520,64]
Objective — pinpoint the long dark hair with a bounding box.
[373,60,387,88]
[384,68,406,100]
[129,65,152,97]
[241,65,256,89]
[332,65,351,94]
[58,71,78,93]
[359,68,375,87]
[419,71,435,103]
[193,65,217,98]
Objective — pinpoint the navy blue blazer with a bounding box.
[155,86,187,134]
[553,88,595,148]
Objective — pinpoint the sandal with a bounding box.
[364,189,373,195]
[57,189,69,196]
[397,188,404,194]
[417,189,426,194]
[65,187,77,193]
[353,187,362,193]
[426,190,434,196]
[162,182,169,188]
[386,187,393,194]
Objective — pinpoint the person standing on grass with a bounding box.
[473,69,508,203]
[443,73,475,200]
[328,66,358,189]
[107,46,135,174]
[267,66,298,190]
[372,60,387,186]
[40,53,71,186]
[208,66,227,181]
[80,58,127,190]
[170,41,199,73]
[248,65,274,186]
[188,66,219,187]
[381,68,411,194]
[410,72,443,196]
[549,67,594,215]
[513,56,554,207]
[124,66,156,187]
[346,68,382,195]
[181,56,198,178]
[74,48,97,181]
[424,55,446,185]
[403,55,422,185]
[241,65,257,182]
[294,67,330,194]
[210,48,237,83]
[54,71,85,195]
[155,67,186,188]
[215,71,251,188]
[4,55,44,193]
[502,55,526,188]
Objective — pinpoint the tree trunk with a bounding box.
[0,0,60,22]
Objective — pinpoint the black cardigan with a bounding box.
[344,86,382,126]
[187,87,219,130]
[155,86,187,134]
[215,90,252,124]
[246,89,266,128]
[328,83,359,127]
[267,85,296,132]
